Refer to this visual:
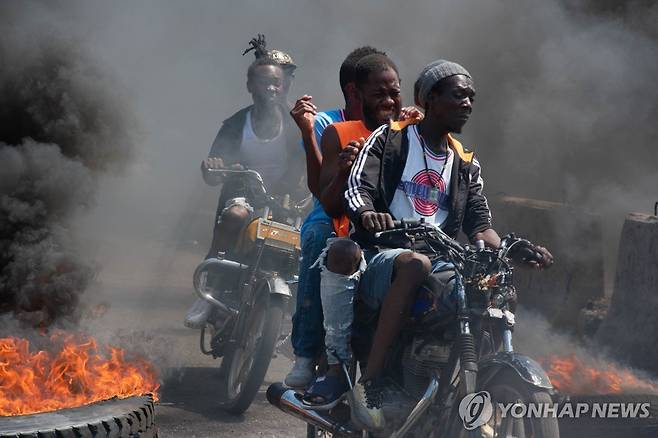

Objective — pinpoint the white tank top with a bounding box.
[240,110,288,186]
[389,125,454,226]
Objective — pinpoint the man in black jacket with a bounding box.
[343,60,553,430]
[184,56,305,329]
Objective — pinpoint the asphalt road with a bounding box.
[78,230,658,438]
[83,235,306,438]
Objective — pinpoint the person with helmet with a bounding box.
[184,38,306,329]
[243,34,296,106]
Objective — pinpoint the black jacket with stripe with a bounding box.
[344,121,493,248]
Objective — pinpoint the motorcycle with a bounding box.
[267,219,559,437]
[192,168,306,415]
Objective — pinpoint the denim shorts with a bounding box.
[357,248,411,310]
[358,249,455,311]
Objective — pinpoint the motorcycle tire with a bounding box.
[219,292,284,415]
[448,369,559,438]
[0,396,157,438]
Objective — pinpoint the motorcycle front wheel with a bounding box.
[448,369,559,438]
[219,289,285,415]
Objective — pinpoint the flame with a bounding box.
[0,333,160,416]
[540,354,658,395]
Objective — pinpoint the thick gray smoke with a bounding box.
[1,0,654,374]
[0,11,135,327]
[11,0,650,249]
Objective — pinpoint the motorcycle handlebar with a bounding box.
[392,219,423,228]
[205,167,264,181]
[373,219,428,238]
[373,219,463,252]
[501,236,545,264]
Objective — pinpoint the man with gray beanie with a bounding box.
[342,60,554,431]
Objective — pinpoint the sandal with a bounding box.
[302,373,350,410]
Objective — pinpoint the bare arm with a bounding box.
[317,126,344,217]
[290,95,322,197]
[318,127,364,217]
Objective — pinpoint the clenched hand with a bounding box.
[290,95,317,136]
[360,211,395,233]
[338,138,365,173]
[399,106,424,122]
[201,158,244,171]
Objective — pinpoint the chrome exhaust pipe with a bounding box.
[389,375,439,438]
[193,258,244,319]
[266,383,359,436]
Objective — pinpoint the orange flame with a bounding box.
[0,333,160,416]
[540,354,658,395]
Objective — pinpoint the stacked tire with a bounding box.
[0,396,157,438]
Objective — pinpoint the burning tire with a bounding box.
[0,396,157,438]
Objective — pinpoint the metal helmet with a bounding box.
[243,34,297,73]
[268,49,297,72]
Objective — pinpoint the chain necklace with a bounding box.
[417,126,449,190]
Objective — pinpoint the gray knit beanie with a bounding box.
[417,59,471,109]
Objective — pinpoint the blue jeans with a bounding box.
[315,238,367,365]
[291,221,334,359]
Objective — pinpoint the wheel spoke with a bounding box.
[227,294,268,399]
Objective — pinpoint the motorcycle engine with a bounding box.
[402,336,451,399]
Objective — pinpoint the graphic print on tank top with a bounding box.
[389,125,454,226]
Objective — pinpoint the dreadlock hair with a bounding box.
[243,33,268,58]
[354,54,399,90]
[247,57,281,82]
[339,46,386,98]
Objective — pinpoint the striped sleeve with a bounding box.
[462,154,493,239]
[344,124,388,220]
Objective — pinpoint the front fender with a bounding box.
[478,352,553,390]
[262,275,292,298]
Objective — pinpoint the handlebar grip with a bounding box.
[206,168,251,174]
[374,218,426,238]
[516,245,544,264]
[392,218,423,229]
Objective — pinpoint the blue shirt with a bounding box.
[300,109,345,236]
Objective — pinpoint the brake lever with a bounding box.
[504,238,544,264]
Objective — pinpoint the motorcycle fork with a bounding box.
[228,240,267,349]
[433,277,481,434]
[454,273,478,395]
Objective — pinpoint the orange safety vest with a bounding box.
[330,120,373,237]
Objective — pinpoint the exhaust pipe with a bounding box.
[266,383,359,436]
[193,258,244,319]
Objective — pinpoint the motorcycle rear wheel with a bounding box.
[219,291,285,415]
[449,369,559,438]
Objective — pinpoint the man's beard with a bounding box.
[362,102,387,128]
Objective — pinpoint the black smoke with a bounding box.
[0,20,135,327]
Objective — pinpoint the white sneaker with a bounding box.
[184,298,213,329]
[348,379,386,431]
[284,356,315,389]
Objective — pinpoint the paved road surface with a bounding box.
[83,236,306,438]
